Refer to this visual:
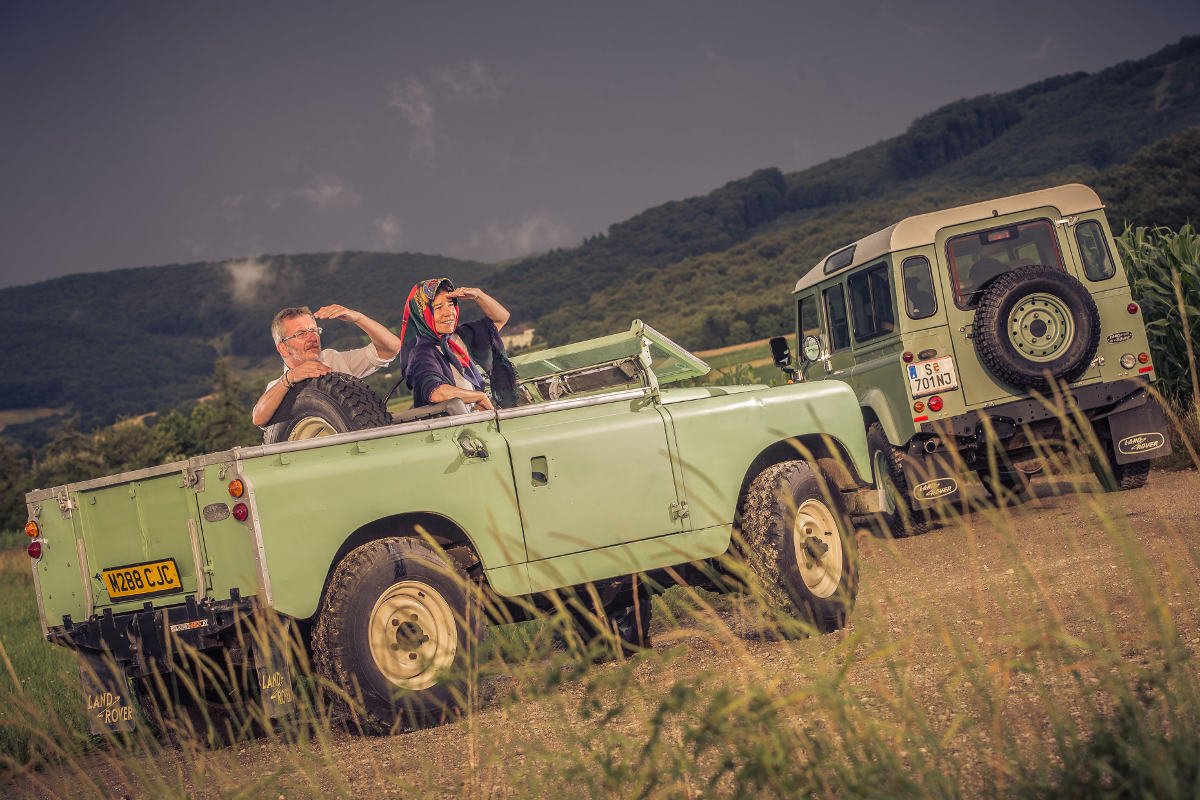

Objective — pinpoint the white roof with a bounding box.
[792,183,1103,294]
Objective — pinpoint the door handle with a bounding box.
[531,456,548,486]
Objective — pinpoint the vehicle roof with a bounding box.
[791,183,1104,294]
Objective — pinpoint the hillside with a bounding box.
[1,35,1198,440]
[0,252,493,429]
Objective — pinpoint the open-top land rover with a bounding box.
[774,184,1170,535]
[24,321,881,740]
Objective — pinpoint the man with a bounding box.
[251,304,401,426]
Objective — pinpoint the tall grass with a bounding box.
[1,433,1198,798]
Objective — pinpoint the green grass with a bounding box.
[1,403,1198,797]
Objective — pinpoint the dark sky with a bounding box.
[2,1,1197,290]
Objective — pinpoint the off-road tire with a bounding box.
[262,373,392,444]
[973,265,1100,393]
[311,537,478,734]
[740,461,858,634]
[567,574,652,660]
[1090,450,1151,492]
[866,423,929,537]
[975,463,1032,504]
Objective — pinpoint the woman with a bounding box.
[399,278,518,410]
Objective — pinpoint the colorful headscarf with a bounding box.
[399,277,485,390]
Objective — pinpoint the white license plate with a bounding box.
[906,356,959,398]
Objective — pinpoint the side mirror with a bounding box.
[769,336,793,369]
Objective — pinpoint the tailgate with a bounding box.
[28,463,211,629]
[77,476,206,610]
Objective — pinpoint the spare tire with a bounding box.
[972,264,1100,393]
[262,373,392,444]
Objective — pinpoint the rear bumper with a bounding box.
[897,378,1170,506]
[918,378,1169,464]
[48,590,255,678]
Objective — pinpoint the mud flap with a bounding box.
[251,628,296,719]
[78,650,137,734]
[899,445,962,508]
[1106,391,1172,464]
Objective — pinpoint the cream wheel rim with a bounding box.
[792,498,843,598]
[288,416,338,440]
[368,580,458,691]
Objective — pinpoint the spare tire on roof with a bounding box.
[972,264,1100,394]
[262,373,392,445]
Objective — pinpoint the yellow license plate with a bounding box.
[102,559,183,600]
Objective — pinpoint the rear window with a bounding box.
[1076,220,1116,281]
[823,284,851,352]
[847,263,895,342]
[945,219,1064,308]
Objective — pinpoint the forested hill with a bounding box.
[0,252,493,428]
[1,35,1199,437]
[489,35,1200,347]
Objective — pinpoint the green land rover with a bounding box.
[771,184,1171,535]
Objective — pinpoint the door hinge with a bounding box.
[182,467,205,491]
[56,488,76,519]
[670,500,690,520]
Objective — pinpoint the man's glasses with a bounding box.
[280,326,322,343]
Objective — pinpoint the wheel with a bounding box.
[740,461,858,634]
[567,574,652,660]
[973,265,1100,393]
[262,373,392,444]
[1089,450,1150,492]
[866,422,928,537]
[975,463,1032,504]
[134,651,260,747]
[310,538,478,733]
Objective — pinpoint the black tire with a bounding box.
[567,574,652,660]
[262,373,391,445]
[975,464,1032,504]
[973,265,1100,393]
[866,422,928,538]
[1090,450,1151,492]
[310,538,479,734]
[134,652,261,747]
[740,461,858,634]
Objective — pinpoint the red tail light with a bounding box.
[232,503,249,522]
[1128,303,1139,314]
[28,541,41,560]
[928,396,944,412]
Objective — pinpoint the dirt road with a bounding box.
[20,468,1200,799]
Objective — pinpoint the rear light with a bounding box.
[913,401,925,413]
[1138,352,1149,364]
[1128,303,1139,314]
[28,541,41,560]
[928,396,944,412]
[902,352,914,363]
[25,520,39,538]
[228,479,245,498]
[1120,353,1136,369]
[232,503,249,522]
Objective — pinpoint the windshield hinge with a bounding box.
[55,488,76,519]
[670,500,689,520]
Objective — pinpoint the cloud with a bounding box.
[1019,37,1059,63]
[432,60,500,99]
[388,77,438,160]
[295,175,362,209]
[388,61,501,161]
[374,215,404,249]
[450,212,574,262]
[224,258,272,305]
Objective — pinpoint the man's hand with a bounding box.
[313,304,362,324]
[313,303,401,359]
[287,360,332,383]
